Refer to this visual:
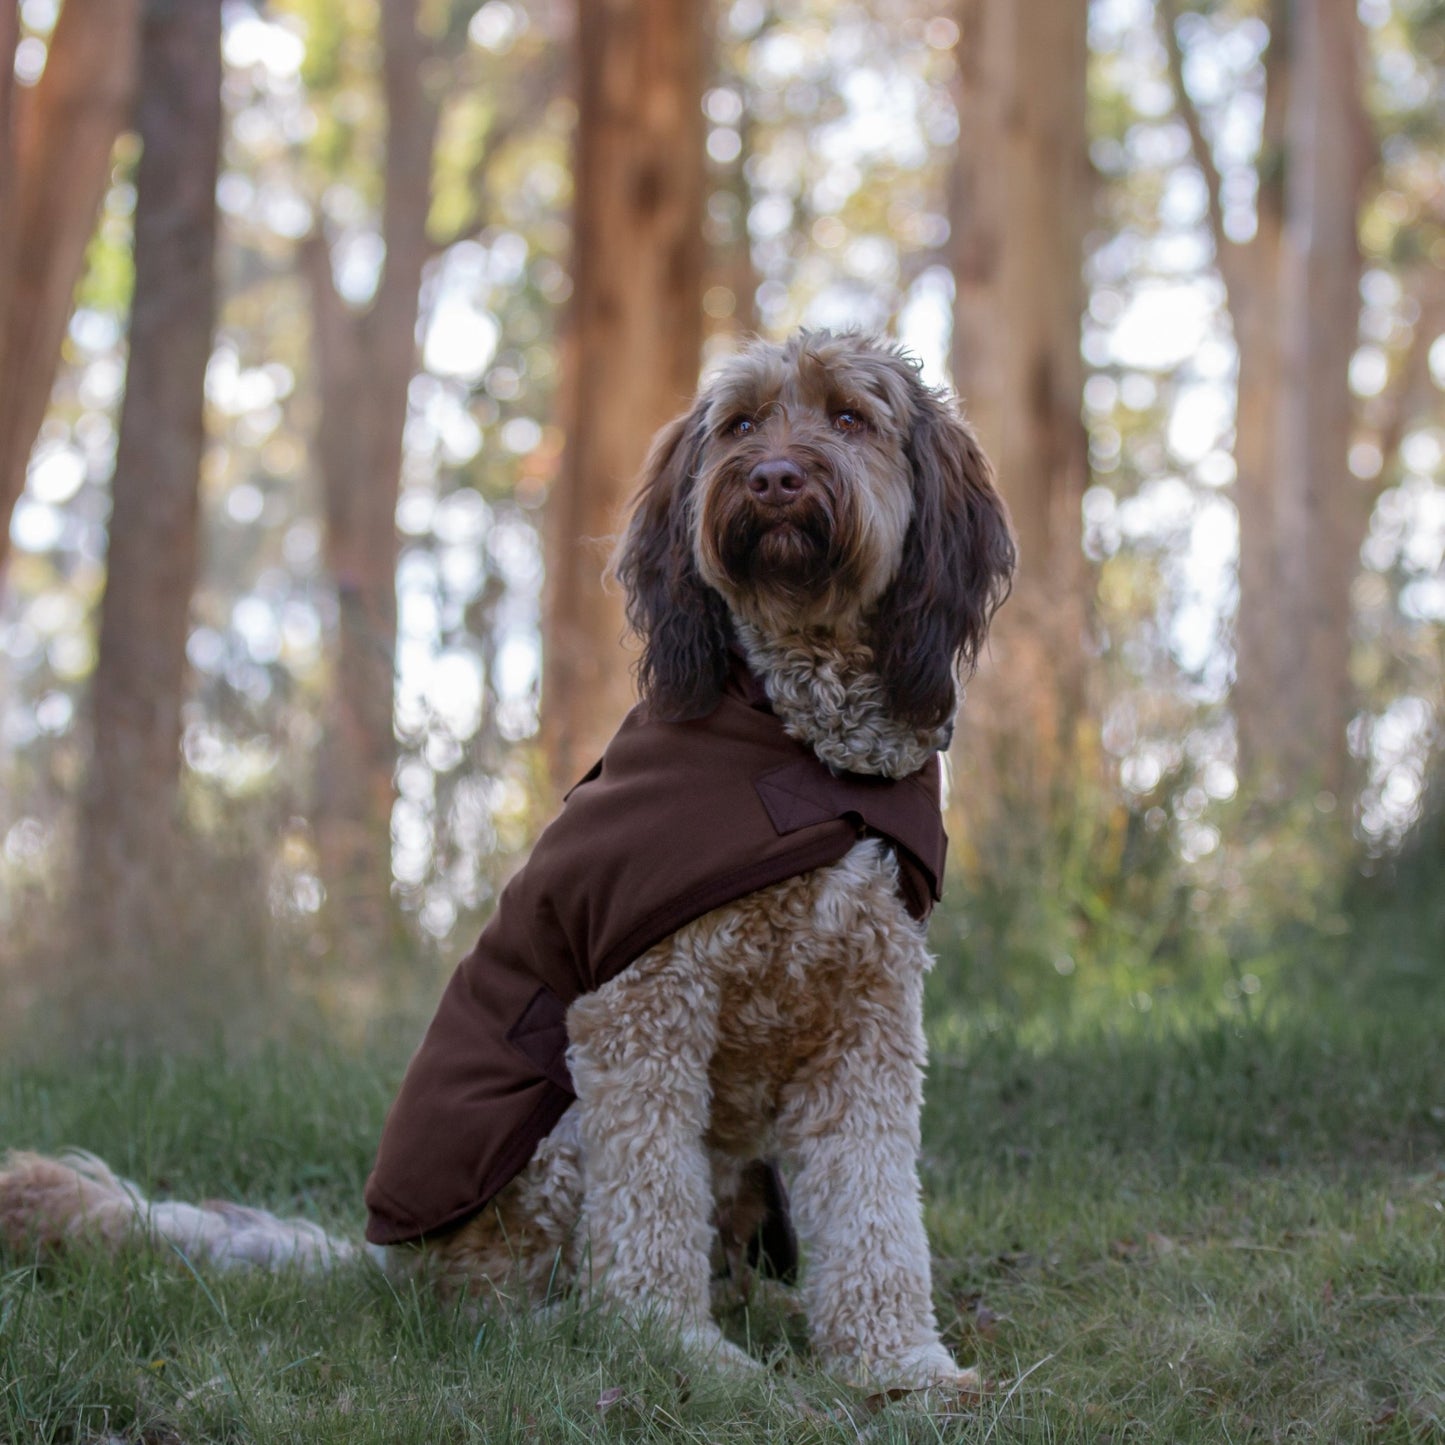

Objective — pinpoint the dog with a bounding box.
[0,330,1015,1392]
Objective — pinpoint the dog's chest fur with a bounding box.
[699,647,937,1157]
[696,838,929,1158]
[564,647,937,1169]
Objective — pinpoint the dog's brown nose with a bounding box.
[747,458,805,507]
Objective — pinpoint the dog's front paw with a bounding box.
[674,1320,760,1374]
[831,1341,984,1395]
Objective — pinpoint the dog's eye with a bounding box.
[832,410,865,434]
[728,416,756,438]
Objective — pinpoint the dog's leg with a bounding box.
[566,941,751,1368]
[776,940,977,1392]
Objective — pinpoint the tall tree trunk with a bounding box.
[949,0,1089,808]
[74,0,221,1040]
[0,4,19,358]
[1274,0,1370,797]
[1222,0,1288,791]
[1162,0,1369,798]
[543,0,706,789]
[0,0,141,579]
[1159,0,1290,790]
[306,0,440,956]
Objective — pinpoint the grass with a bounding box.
[2,942,1444,1441]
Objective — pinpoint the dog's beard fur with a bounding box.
[727,506,833,587]
[701,461,858,606]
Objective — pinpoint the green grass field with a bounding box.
[3,940,1443,1442]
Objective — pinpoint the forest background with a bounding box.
[0,0,1442,1049]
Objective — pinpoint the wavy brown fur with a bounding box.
[613,330,1014,731]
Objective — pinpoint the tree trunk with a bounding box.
[1160,0,1285,786]
[0,0,141,579]
[1161,0,1367,798]
[1219,0,1289,789]
[543,0,706,790]
[1273,0,1370,797]
[949,0,1003,467]
[307,0,440,956]
[949,0,1089,807]
[1230,287,1286,785]
[74,0,221,1040]
[0,4,19,357]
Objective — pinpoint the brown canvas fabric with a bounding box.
[364,678,947,1247]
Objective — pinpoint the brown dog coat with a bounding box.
[364,668,947,1247]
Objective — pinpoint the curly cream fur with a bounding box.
[733,622,950,779]
[577,839,966,1385]
[416,839,976,1390]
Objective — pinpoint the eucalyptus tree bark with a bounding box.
[1158,0,1290,790]
[0,0,141,579]
[949,0,1089,807]
[0,4,18,356]
[543,0,706,790]
[75,0,220,1038]
[1163,0,1370,798]
[1273,0,1371,797]
[304,0,441,952]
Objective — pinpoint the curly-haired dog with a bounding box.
[0,331,1014,1391]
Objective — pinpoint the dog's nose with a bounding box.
[747,458,805,507]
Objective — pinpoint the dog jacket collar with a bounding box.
[364,674,948,1247]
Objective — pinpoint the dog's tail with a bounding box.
[0,1150,358,1273]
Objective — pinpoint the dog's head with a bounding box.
[612,331,1015,729]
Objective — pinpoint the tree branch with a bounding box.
[425,115,525,258]
[425,53,565,258]
[1155,0,1231,277]
[0,0,141,577]
[1374,275,1445,486]
[299,226,366,554]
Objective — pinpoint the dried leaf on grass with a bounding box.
[1368,1404,1399,1432]
[595,1374,693,1426]
[858,1385,914,1415]
[1111,1232,1185,1260]
[951,1288,1010,1339]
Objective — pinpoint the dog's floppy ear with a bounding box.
[869,387,1016,730]
[610,406,732,719]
